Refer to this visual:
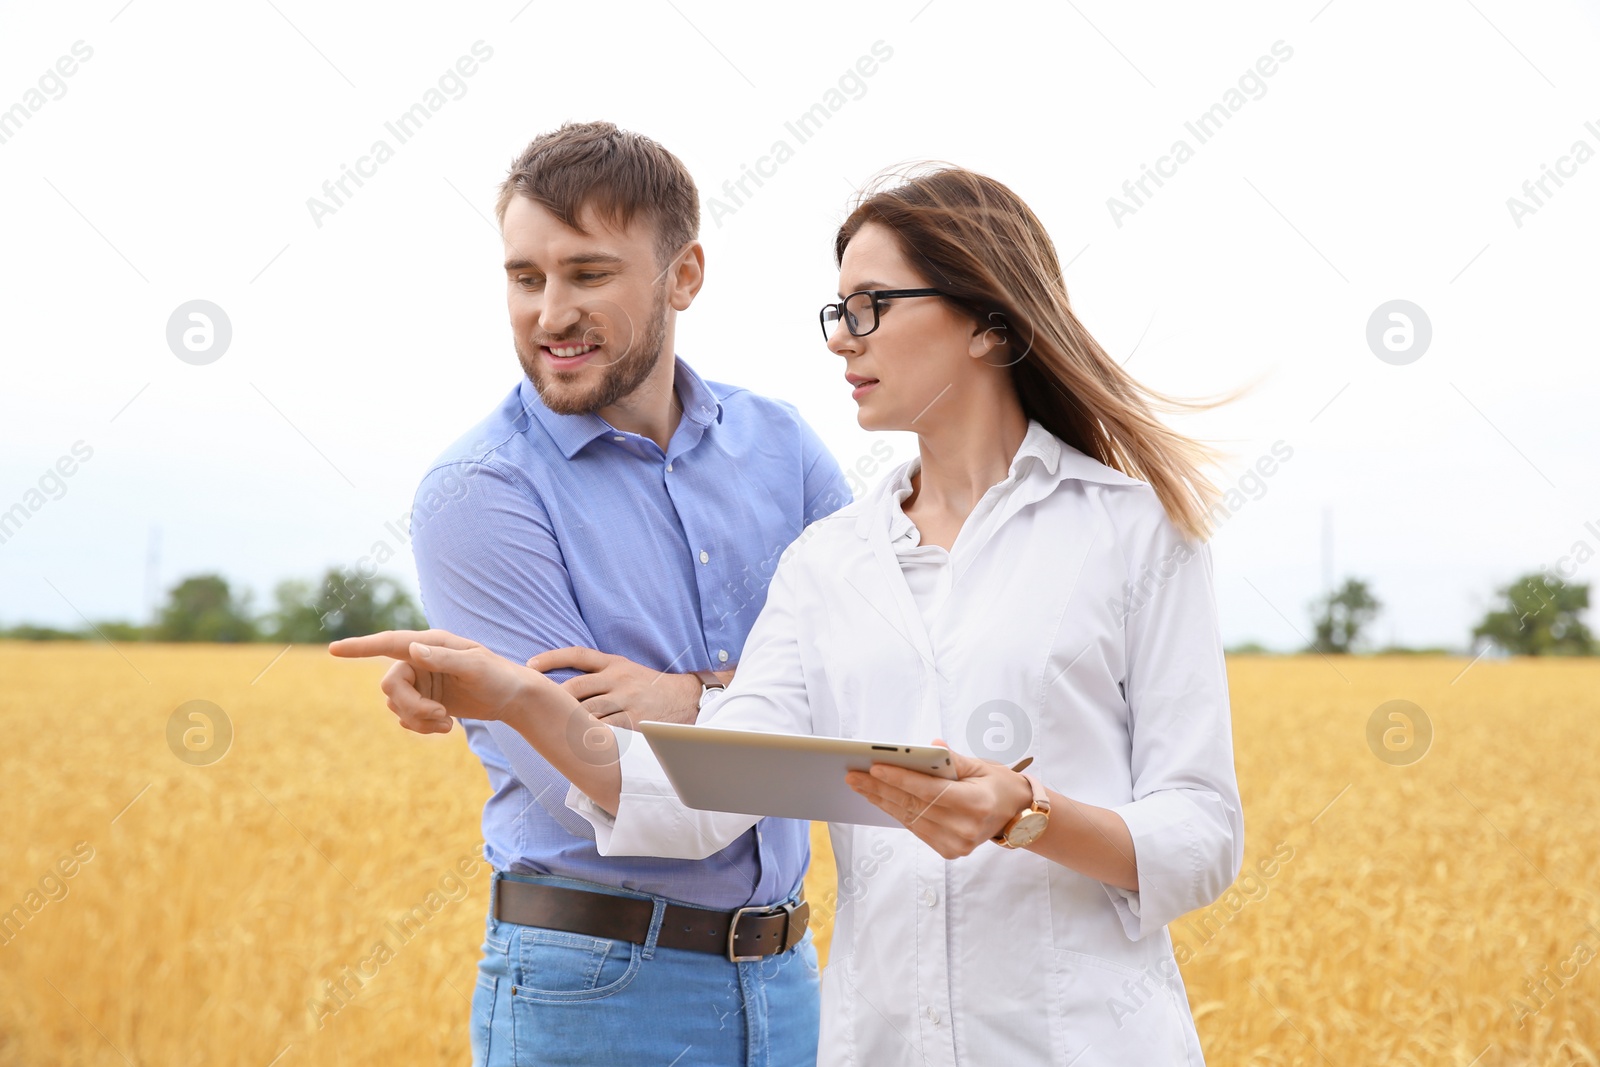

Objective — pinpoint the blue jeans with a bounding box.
[470,871,820,1066]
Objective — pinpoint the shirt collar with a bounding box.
[521,354,722,460]
[862,419,1142,540]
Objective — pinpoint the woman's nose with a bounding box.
[826,320,857,357]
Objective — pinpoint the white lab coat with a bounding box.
[568,420,1245,1065]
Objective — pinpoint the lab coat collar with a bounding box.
[854,419,1142,541]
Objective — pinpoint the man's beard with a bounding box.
[516,287,669,416]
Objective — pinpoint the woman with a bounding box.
[335,166,1247,1064]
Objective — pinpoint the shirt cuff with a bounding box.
[565,780,620,847]
[1102,793,1201,941]
[562,725,740,860]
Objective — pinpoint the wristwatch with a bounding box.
[691,669,726,711]
[992,772,1051,849]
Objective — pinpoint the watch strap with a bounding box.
[993,772,1050,846]
[1022,772,1050,814]
[690,669,725,691]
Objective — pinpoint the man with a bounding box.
[392,122,849,1065]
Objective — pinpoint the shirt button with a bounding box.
[699,551,709,564]
[612,435,625,443]
[666,463,674,472]
[926,1006,941,1024]
[717,649,729,663]
[921,888,938,908]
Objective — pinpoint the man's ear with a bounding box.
[667,241,706,312]
[969,311,1009,360]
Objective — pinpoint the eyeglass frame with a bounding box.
[818,288,951,342]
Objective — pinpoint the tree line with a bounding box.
[1221,572,1593,656]
[0,569,423,643]
[0,567,1592,655]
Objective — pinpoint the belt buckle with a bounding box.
[726,900,795,963]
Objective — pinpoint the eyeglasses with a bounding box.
[819,288,948,342]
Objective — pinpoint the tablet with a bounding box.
[638,721,957,828]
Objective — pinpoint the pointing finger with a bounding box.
[330,629,480,660]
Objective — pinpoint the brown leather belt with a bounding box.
[494,879,810,963]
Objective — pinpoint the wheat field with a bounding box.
[1,643,1597,1065]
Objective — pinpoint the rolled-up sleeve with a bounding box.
[567,544,819,857]
[1102,495,1245,940]
[565,727,759,860]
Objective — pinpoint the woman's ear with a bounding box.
[970,311,1009,360]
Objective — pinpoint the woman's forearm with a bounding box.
[1027,788,1139,892]
[502,681,623,815]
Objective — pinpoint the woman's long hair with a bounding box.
[835,165,1255,542]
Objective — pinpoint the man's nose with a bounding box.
[538,283,583,337]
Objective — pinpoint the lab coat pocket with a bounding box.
[1052,948,1191,1065]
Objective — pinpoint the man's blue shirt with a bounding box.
[410,356,851,908]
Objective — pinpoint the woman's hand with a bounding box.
[329,629,559,726]
[378,658,454,734]
[846,740,1034,859]
[330,628,625,813]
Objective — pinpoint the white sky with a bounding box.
[2,0,1598,651]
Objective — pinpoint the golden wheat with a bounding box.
[1,644,1596,1065]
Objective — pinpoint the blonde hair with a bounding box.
[836,164,1258,542]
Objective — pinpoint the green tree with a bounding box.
[92,620,148,642]
[0,623,85,640]
[1472,573,1595,656]
[267,579,326,643]
[155,574,258,643]
[268,568,426,642]
[1307,578,1381,654]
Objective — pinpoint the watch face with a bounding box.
[1006,811,1049,848]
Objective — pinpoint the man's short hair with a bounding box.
[496,121,699,267]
